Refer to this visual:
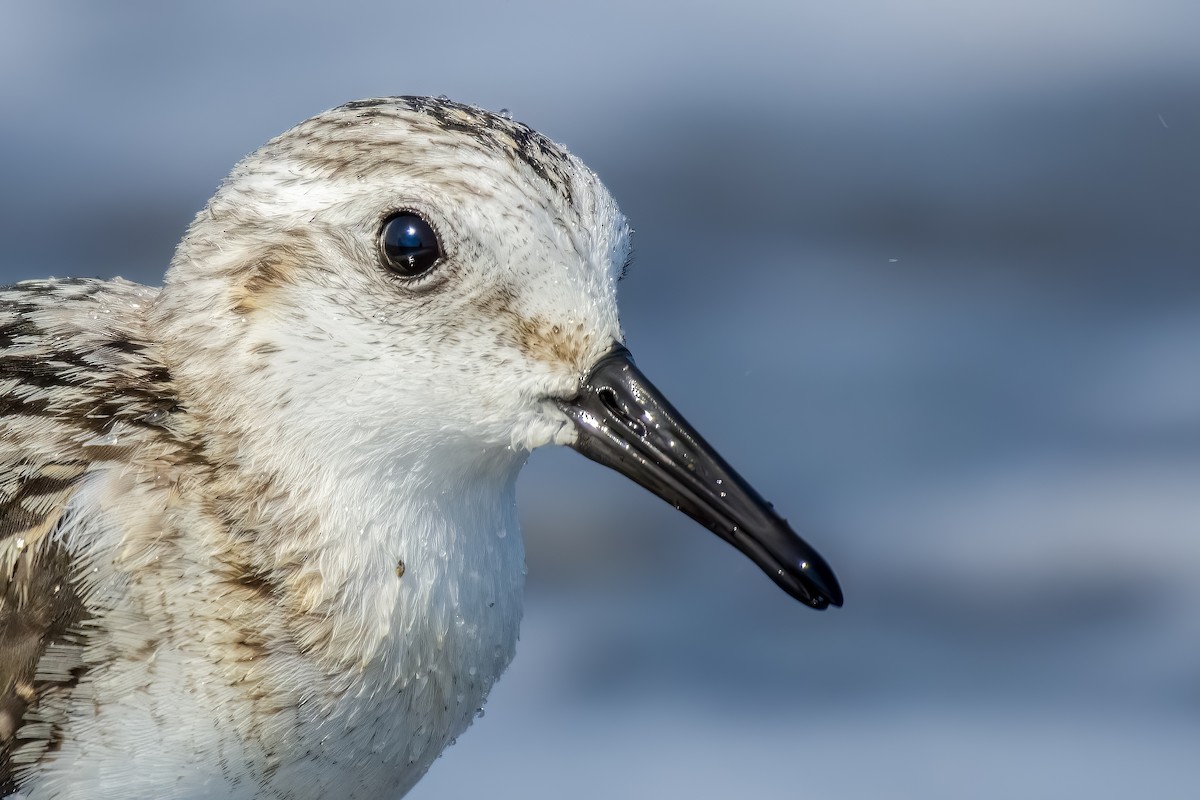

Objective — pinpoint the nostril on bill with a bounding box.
[597,386,647,437]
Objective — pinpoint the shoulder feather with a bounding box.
[0,277,176,791]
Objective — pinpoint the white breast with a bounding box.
[20,450,528,800]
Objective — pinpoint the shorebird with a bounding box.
[0,97,841,799]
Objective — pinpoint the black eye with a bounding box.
[380,213,442,277]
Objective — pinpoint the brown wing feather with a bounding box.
[0,524,88,795]
[0,278,177,791]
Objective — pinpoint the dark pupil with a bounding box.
[382,214,440,276]
[398,226,421,247]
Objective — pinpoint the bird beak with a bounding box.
[556,345,843,609]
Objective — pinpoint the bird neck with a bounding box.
[130,437,532,795]
[204,436,530,672]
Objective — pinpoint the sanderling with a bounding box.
[0,96,841,799]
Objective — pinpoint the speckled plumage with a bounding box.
[0,97,629,799]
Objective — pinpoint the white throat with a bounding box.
[227,441,531,797]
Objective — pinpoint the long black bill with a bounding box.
[557,345,842,609]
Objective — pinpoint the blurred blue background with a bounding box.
[3,2,1198,797]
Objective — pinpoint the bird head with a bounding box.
[153,96,841,609]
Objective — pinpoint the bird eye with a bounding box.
[380,213,442,277]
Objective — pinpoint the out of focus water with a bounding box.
[2,2,1198,797]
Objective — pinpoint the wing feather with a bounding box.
[0,278,172,792]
